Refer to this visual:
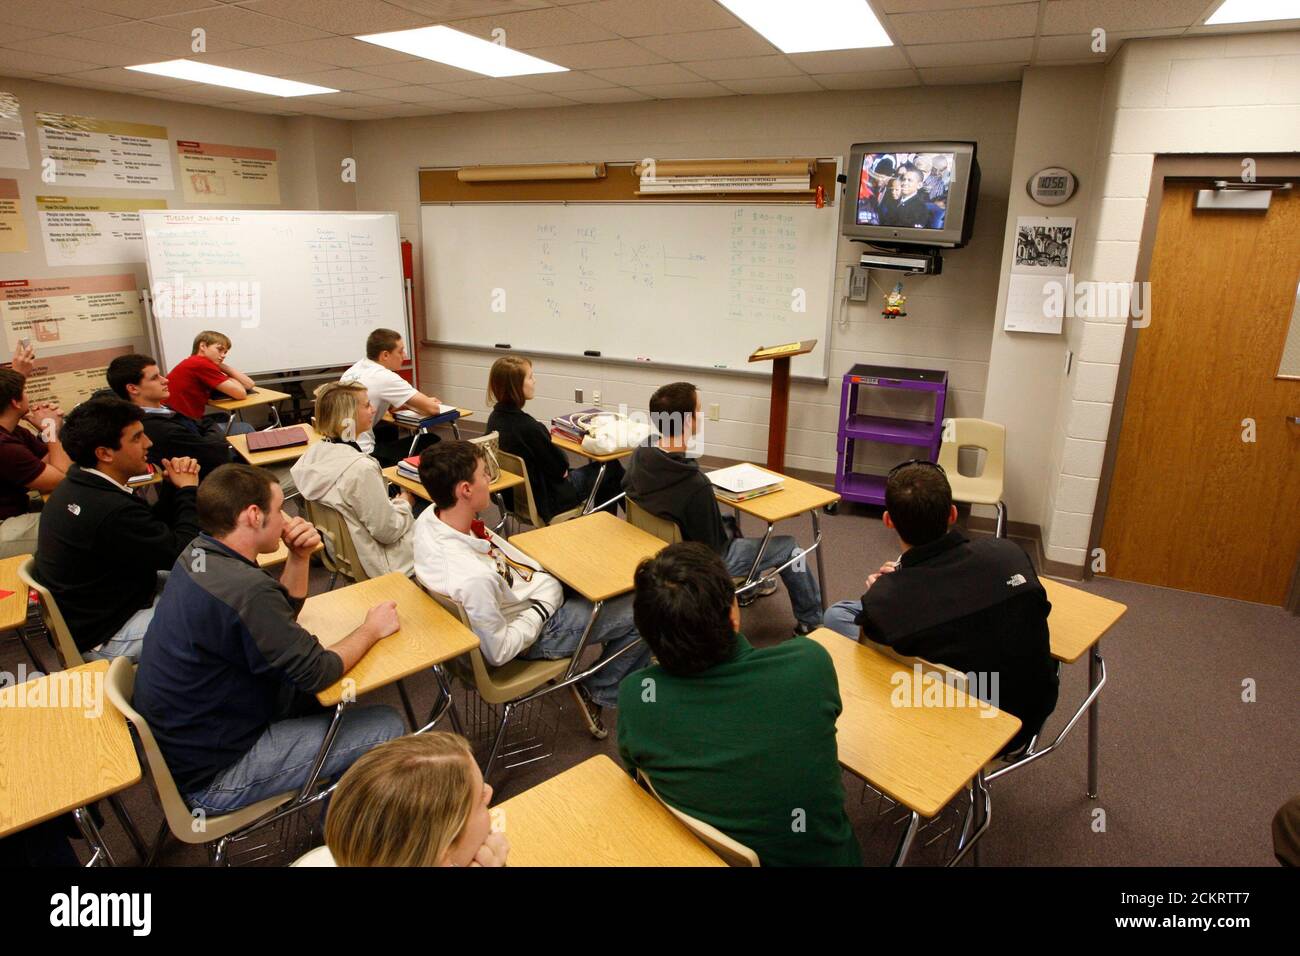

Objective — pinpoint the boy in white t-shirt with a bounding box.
[340,328,445,464]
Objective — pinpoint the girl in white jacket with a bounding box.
[292,381,415,578]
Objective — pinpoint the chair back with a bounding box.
[936,418,1006,498]
[17,558,83,669]
[492,448,543,528]
[637,770,760,867]
[626,499,683,545]
[304,499,368,583]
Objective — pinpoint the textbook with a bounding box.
[397,454,421,482]
[394,404,458,426]
[245,426,309,452]
[707,463,784,502]
[550,407,605,442]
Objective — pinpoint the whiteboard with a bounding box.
[140,210,409,376]
[420,201,838,378]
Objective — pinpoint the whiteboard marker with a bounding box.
[635,356,651,362]
[713,363,727,369]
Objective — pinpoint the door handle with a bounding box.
[1289,416,1300,425]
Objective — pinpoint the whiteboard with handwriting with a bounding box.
[420,202,836,378]
[140,210,408,376]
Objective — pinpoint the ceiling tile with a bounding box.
[433,78,536,96]
[507,70,618,92]
[278,69,405,90]
[6,36,161,68]
[60,66,192,90]
[482,91,581,108]
[256,37,421,67]
[440,97,509,110]
[192,47,338,76]
[633,27,778,61]
[1034,28,1185,62]
[151,6,335,46]
[631,80,734,99]
[812,68,920,90]
[887,2,1039,44]
[717,75,823,95]
[81,0,216,16]
[304,106,389,119]
[0,24,50,43]
[879,0,1021,8]
[588,62,704,85]
[362,85,471,102]
[443,7,620,47]
[525,38,666,69]
[365,101,455,116]
[388,0,552,17]
[305,91,397,108]
[0,1,127,32]
[70,21,245,58]
[785,46,910,73]
[0,48,102,75]
[561,86,652,103]
[567,0,742,37]
[686,55,802,80]
[234,0,432,35]
[360,59,482,84]
[918,63,1025,84]
[909,37,1034,68]
[1043,0,1210,35]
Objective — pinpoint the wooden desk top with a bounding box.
[713,465,840,523]
[510,511,666,603]
[381,465,525,502]
[297,573,479,707]
[257,540,324,569]
[0,660,142,838]
[551,433,633,464]
[498,756,724,867]
[227,425,322,467]
[0,554,31,632]
[1043,578,1127,664]
[808,629,1021,819]
[209,387,292,412]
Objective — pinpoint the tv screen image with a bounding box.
[855,152,955,230]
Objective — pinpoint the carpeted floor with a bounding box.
[5,497,1297,867]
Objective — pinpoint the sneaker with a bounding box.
[571,685,608,740]
[737,573,779,606]
[794,620,819,636]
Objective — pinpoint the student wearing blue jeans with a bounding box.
[134,464,405,813]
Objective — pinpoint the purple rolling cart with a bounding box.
[834,364,948,508]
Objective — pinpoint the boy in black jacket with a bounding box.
[35,398,201,662]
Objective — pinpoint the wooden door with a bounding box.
[1100,182,1300,605]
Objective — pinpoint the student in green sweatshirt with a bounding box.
[617,542,861,867]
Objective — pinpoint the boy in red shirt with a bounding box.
[166,331,257,423]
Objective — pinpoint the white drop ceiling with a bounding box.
[0,0,1295,119]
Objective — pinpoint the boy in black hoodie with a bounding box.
[622,382,822,634]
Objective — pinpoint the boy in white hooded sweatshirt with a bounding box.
[412,440,648,736]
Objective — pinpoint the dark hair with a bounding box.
[418,440,484,510]
[632,542,736,677]
[0,368,25,408]
[198,463,277,536]
[366,328,402,361]
[106,354,157,400]
[60,398,145,468]
[487,355,530,409]
[884,463,952,545]
[649,381,697,441]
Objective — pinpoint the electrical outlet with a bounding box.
[575,388,583,403]
[592,390,601,405]
[709,403,720,421]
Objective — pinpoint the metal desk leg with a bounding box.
[1088,641,1101,799]
[74,805,116,867]
[580,463,608,515]
[742,524,775,587]
[270,403,282,428]
[563,600,603,680]
[296,702,346,802]
[810,510,828,612]
[890,811,919,866]
[451,422,462,440]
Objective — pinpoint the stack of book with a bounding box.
[397,454,421,483]
[706,463,784,503]
[394,404,458,426]
[550,407,604,442]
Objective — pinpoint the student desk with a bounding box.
[497,755,724,867]
[0,660,142,866]
[385,407,474,448]
[381,464,525,533]
[808,628,1021,866]
[713,465,840,611]
[227,424,322,467]
[293,573,478,798]
[209,387,292,430]
[509,512,664,678]
[0,553,39,668]
[550,435,632,515]
[256,540,324,569]
[991,578,1127,800]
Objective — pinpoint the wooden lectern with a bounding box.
[749,339,817,473]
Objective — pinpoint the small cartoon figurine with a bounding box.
[882,281,908,318]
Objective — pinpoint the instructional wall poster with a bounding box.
[0,179,27,253]
[35,112,174,190]
[178,140,280,205]
[0,275,145,354]
[36,195,167,266]
[1002,215,1076,334]
[0,93,28,169]
[21,345,136,411]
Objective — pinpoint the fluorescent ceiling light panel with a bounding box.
[717,0,892,53]
[126,60,336,96]
[356,25,568,77]
[1205,0,1300,24]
